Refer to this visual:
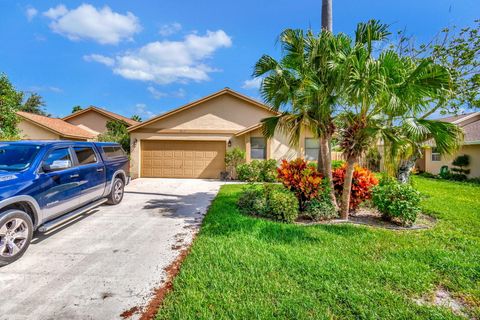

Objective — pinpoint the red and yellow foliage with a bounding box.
[332,165,378,210]
[277,158,324,209]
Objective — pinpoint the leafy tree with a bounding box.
[131,114,142,122]
[97,120,130,153]
[225,147,245,179]
[0,74,23,140]
[20,92,49,116]
[337,20,462,218]
[399,19,480,114]
[254,29,351,209]
[72,105,82,113]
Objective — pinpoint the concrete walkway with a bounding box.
[0,179,224,320]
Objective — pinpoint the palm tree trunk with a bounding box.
[340,156,356,219]
[321,0,332,31]
[320,137,339,209]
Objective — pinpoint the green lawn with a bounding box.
[157,177,480,319]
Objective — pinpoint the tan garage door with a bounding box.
[141,140,226,178]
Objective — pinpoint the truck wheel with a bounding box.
[107,177,124,205]
[0,210,33,266]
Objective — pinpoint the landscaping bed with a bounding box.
[155,177,480,319]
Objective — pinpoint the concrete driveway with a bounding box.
[0,178,224,320]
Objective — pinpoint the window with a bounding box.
[102,146,126,159]
[0,144,40,172]
[74,147,97,165]
[250,137,266,159]
[305,138,320,161]
[42,148,72,171]
[431,147,441,162]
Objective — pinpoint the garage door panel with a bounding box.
[141,140,225,178]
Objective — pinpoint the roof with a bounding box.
[438,112,480,143]
[235,123,263,136]
[128,88,279,132]
[17,111,95,140]
[62,106,140,127]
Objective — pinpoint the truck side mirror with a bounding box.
[43,160,72,172]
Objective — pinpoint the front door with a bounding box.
[36,147,82,220]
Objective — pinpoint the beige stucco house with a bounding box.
[17,111,95,141]
[416,112,480,178]
[128,88,319,179]
[62,106,140,136]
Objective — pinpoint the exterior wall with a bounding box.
[422,145,480,178]
[18,120,60,140]
[64,110,112,135]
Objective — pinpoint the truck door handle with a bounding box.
[96,168,104,172]
[69,174,79,179]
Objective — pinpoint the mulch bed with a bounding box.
[296,207,436,230]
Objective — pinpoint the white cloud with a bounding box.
[159,22,182,36]
[83,54,115,66]
[134,103,155,119]
[242,77,262,90]
[43,4,141,45]
[27,85,63,93]
[26,6,38,21]
[147,86,167,99]
[87,30,232,84]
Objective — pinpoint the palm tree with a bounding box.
[322,0,332,31]
[337,20,462,218]
[253,29,350,209]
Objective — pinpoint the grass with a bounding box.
[156,177,480,319]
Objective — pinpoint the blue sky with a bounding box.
[0,0,478,119]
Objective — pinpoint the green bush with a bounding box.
[225,147,245,179]
[372,178,421,226]
[236,160,278,182]
[237,187,266,216]
[331,160,345,170]
[264,186,299,223]
[304,197,337,221]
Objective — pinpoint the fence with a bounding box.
[331,151,370,169]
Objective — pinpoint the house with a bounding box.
[416,112,480,178]
[128,88,320,179]
[62,106,140,136]
[17,111,95,141]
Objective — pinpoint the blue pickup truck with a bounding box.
[0,141,129,266]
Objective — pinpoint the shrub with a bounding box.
[225,147,245,179]
[451,154,470,175]
[303,197,337,221]
[332,165,378,211]
[331,160,345,170]
[236,160,278,182]
[277,158,324,209]
[264,185,299,223]
[372,178,421,226]
[237,186,266,216]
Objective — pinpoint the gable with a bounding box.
[64,110,111,135]
[135,92,275,132]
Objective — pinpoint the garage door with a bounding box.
[141,140,226,178]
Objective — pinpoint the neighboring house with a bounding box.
[128,88,320,179]
[62,106,140,136]
[416,112,480,178]
[17,111,95,141]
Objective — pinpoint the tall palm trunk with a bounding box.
[322,0,332,31]
[340,156,356,219]
[319,136,338,209]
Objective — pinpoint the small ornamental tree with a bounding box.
[277,158,324,210]
[451,154,470,175]
[225,147,246,179]
[332,165,378,211]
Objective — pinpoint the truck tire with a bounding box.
[107,177,124,205]
[0,210,33,266]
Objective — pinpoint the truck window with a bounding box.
[74,147,98,165]
[43,148,72,170]
[102,146,125,159]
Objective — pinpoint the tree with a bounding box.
[97,120,130,153]
[72,105,82,113]
[337,20,462,218]
[131,114,142,122]
[322,0,332,31]
[399,19,480,114]
[254,29,351,209]
[20,92,49,116]
[0,74,23,140]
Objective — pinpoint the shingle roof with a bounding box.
[437,112,480,143]
[17,111,95,139]
[62,106,141,127]
[463,119,480,142]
